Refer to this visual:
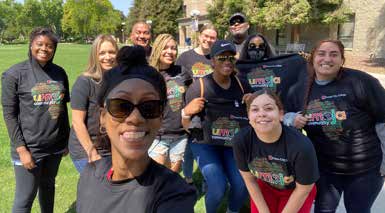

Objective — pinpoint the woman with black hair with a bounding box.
[2,27,70,213]
[286,40,385,213]
[76,46,196,213]
[238,34,276,62]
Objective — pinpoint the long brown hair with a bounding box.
[149,34,176,71]
[302,40,345,112]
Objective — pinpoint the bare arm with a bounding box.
[72,109,101,162]
[181,97,205,131]
[281,182,314,213]
[239,170,270,213]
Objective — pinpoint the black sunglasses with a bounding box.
[248,43,266,49]
[106,98,164,119]
[215,55,236,63]
[229,18,245,26]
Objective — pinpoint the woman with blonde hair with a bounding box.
[148,34,190,172]
[68,34,119,173]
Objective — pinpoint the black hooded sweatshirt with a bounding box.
[2,47,70,160]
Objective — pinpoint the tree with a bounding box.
[62,0,121,40]
[208,0,352,38]
[127,0,183,38]
[0,0,24,42]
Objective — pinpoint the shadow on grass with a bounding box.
[191,169,250,213]
[65,201,76,213]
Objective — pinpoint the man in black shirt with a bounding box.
[228,13,250,57]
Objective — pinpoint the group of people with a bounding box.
[2,12,385,213]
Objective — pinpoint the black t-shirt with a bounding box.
[176,49,213,80]
[68,75,110,159]
[185,73,252,145]
[233,125,319,190]
[2,58,70,160]
[77,157,196,213]
[286,68,385,175]
[236,53,307,108]
[158,65,189,138]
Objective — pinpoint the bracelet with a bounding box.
[181,108,191,119]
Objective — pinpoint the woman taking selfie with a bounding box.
[76,46,196,213]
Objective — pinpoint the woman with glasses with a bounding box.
[76,46,196,213]
[68,34,118,173]
[182,40,252,213]
[238,34,276,62]
[148,34,189,173]
[2,27,70,213]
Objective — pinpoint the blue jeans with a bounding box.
[71,158,88,173]
[314,169,384,213]
[183,139,194,179]
[12,154,62,213]
[190,143,247,213]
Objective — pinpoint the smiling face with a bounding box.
[313,42,344,81]
[100,79,161,161]
[229,20,249,38]
[98,41,117,71]
[212,51,236,77]
[30,35,55,66]
[159,39,177,68]
[199,29,217,51]
[130,23,151,48]
[248,94,283,135]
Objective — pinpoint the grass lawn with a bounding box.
[0,44,250,212]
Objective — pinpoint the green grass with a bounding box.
[0,44,249,213]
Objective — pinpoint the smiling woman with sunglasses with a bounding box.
[76,46,196,213]
[182,40,253,213]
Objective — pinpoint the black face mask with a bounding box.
[247,43,266,61]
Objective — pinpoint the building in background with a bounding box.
[177,0,385,58]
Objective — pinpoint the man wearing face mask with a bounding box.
[228,13,250,57]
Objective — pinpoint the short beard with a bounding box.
[232,28,248,40]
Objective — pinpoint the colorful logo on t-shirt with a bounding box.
[191,62,213,78]
[248,156,294,190]
[246,68,280,92]
[167,80,185,112]
[211,117,240,146]
[305,98,347,140]
[31,80,66,119]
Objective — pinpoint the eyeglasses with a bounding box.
[215,55,236,63]
[106,98,164,119]
[229,18,245,26]
[248,43,265,49]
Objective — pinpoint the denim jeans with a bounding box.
[183,139,194,179]
[190,143,248,213]
[71,158,88,173]
[12,154,62,213]
[314,169,384,213]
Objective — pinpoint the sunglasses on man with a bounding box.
[215,55,236,63]
[106,98,164,120]
[229,18,245,26]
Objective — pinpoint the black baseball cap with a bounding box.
[210,40,236,58]
[229,13,247,25]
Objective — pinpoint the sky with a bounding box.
[15,0,134,16]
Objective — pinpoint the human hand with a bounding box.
[293,114,308,129]
[183,97,206,116]
[16,146,36,170]
[87,146,101,162]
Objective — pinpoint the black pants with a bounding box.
[314,169,384,213]
[12,154,62,213]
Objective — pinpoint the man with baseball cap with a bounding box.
[228,12,250,57]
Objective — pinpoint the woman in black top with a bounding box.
[68,34,118,173]
[286,39,385,213]
[76,46,196,213]
[148,34,189,173]
[233,89,318,213]
[2,27,70,213]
